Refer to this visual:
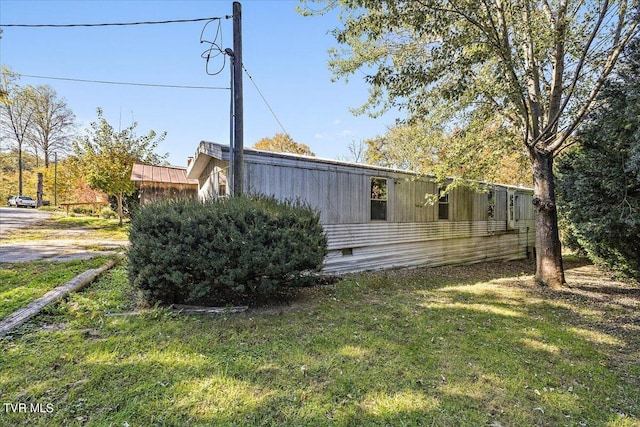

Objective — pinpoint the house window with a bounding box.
[487,190,495,219]
[370,178,387,221]
[438,188,449,220]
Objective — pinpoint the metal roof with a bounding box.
[187,141,533,192]
[131,164,198,185]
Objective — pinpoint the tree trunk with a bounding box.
[531,150,566,289]
[116,193,123,227]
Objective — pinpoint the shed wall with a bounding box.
[138,183,197,205]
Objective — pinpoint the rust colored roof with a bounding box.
[131,164,198,185]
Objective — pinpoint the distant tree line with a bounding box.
[1,67,166,225]
[0,66,75,197]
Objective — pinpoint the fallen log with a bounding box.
[0,253,124,337]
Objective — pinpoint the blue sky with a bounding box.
[0,0,400,166]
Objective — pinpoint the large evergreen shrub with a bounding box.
[556,39,640,281]
[128,196,328,306]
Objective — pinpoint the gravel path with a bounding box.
[0,209,129,263]
[0,238,127,263]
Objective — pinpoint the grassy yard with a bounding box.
[0,257,112,319]
[1,259,638,426]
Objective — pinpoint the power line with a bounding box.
[19,73,229,90]
[242,64,289,136]
[0,16,231,28]
[200,19,227,76]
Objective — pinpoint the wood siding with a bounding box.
[137,183,197,205]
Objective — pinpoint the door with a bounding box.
[507,190,516,230]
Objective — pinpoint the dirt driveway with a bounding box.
[0,213,128,263]
[0,206,52,235]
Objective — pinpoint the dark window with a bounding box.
[438,189,449,220]
[509,193,515,221]
[370,178,388,221]
[487,190,495,219]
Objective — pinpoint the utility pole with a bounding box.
[54,151,58,206]
[231,1,243,195]
[228,48,234,194]
[36,173,43,207]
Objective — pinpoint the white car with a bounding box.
[14,196,37,208]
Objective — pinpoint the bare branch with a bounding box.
[532,1,611,150]
[541,0,555,24]
[544,0,569,136]
[547,19,639,154]
[522,1,543,140]
[490,0,531,141]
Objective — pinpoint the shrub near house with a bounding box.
[127,196,327,306]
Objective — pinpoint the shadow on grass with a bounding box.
[1,259,638,426]
[53,217,127,231]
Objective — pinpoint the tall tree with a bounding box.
[73,108,167,225]
[36,154,93,206]
[29,85,76,168]
[556,38,640,280]
[300,0,639,289]
[0,67,34,196]
[254,133,316,156]
[365,120,531,186]
[337,138,369,163]
[364,123,440,171]
[0,149,39,203]
[346,139,368,163]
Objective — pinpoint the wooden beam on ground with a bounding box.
[105,305,249,317]
[0,253,124,337]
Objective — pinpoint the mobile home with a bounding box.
[187,141,534,274]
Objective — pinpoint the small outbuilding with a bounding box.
[131,163,198,205]
[187,141,535,274]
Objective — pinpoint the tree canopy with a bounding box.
[29,85,76,168]
[300,0,639,288]
[73,108,167,225]
[1,67,76,198]
[1,67,34,195]
[254,133,315,156]
[363,120,531,187]
[301,1,637,153]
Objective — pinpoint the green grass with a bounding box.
[54,216,129,240]
[0,257,113,319]
[1,259,638,426]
